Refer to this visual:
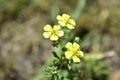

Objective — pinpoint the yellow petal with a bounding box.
[58,31,64,37]
[66,24,75,29]
[53,25,60,30]
[44,24,52,31]
[65,42,73,50]
[56,15,62,20]
[69,19,76,26]
[58,21,66,26]
[50,34,58,41]
[72,56,80,62]
[62,14,70,19]
[79,51,84,57]
[73,42,80,50]
[43,32,51,38]
[65,51,73,59]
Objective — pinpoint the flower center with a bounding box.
[64,17,70,24]
[51,29,58,36]
[72,49,79,56]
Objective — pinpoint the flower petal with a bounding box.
[56,15,62,20]
[58,21,66,26]
[62,14,70,19]
[66,24,75,29]
[79,51,84,57]
[50,34,58,41]
[69,19,76,26]
[66,19,76,29]
[43,32,51,38]
[65,42,73,50]
[44,24,52,31]
[72,56,80,62]
[73,42,80,50]
[53,25,61,30]
[65,51,73,59]
[58,31,64,37]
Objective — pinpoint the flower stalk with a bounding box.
[43,13,84,80]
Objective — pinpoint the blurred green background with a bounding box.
[0,0,120,80]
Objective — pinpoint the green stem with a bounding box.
[51,0,60,22]
[72,0,87,20]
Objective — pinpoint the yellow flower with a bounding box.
[56,14,76,29]
[65,42,84,62]
[43,24,64,41]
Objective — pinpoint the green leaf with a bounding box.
[67,64,71,70]
[52,51,60,59]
